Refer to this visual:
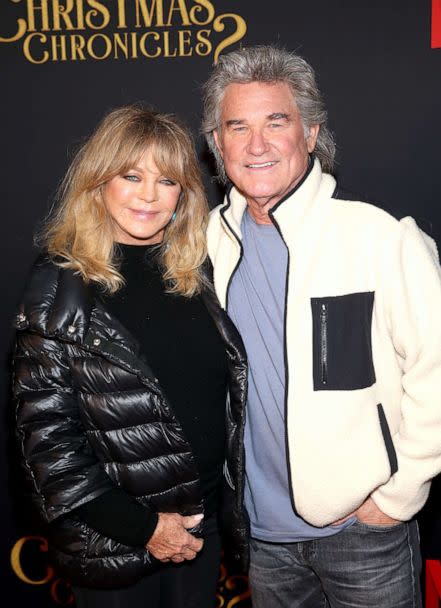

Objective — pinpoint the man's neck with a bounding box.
[246,198,275,225]
[241,158,312,225]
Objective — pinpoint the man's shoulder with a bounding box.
[330,185,406,231]
[208,201,226,218]
[207,201,226,235]
[329,187,439,258]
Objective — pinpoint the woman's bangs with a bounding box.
[150,138,187,185]
[112,135,152,177]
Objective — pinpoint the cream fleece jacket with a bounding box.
[207,159,441,526]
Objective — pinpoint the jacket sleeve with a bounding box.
[74,487,158,546]
[371,217,441,521]
[13,330,115,523]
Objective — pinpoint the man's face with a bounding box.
[214,81,319,210]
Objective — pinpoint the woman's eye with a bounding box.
[123,174,139,182]
[160,178,177,186]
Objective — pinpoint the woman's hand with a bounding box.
[146,513,204,563]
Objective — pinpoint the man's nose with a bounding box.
[247,129,270,156]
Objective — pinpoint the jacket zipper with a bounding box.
[320,303,328,385]
[267,210,299,515]
[221,167,314,521]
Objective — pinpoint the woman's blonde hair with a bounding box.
[39,105,209,296]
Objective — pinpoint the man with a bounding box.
[203,45,441,607]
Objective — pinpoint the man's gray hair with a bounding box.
[202,45,336,182]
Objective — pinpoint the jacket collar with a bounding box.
[17,255,247,389]
[219,158,336,246]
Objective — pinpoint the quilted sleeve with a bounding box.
[13,330,114,523]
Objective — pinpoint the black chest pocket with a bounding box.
[311,291,376,391]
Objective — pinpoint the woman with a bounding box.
[12,106,247,607]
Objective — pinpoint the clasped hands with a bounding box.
[146,512,204,564]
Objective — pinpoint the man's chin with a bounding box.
[243,191,283,208]
[235,184,278,202]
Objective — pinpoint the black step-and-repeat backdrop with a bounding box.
[2,1,441,605]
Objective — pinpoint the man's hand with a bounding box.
[146,513,204,563]
[333,497,401,526]
[354,497,401,525]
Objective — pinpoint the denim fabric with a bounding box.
[249,520,422,607]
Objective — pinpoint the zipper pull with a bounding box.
[320,303,328,385]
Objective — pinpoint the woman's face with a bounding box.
[103,150,182,246]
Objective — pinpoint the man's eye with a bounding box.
[233,126,246,132]
[269,122,283,128]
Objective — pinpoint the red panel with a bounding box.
[432,0,441,48]
[426,560,441,608]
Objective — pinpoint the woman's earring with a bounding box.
[171,211,177,221]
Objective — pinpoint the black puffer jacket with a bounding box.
[12,255,249,588]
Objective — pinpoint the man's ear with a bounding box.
[306,124,320,153]
[213,130,224,157]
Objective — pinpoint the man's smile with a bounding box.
[245,161,278,169]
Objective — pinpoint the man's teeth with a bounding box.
[247,161,276,168]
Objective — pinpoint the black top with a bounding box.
[75,244,227,546]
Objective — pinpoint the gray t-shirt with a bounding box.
[228,210,352,541]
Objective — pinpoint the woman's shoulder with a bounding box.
[29,251,62,284]
[18,252,61,310]
[15,252,94,336]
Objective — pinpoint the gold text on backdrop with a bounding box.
[10,536,74,605]
[0,0,247,63]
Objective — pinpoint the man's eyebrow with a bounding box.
[268,112,290,120]
[224,113,290,127]
[225,119,245,127]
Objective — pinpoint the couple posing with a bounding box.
[13,45,441,608]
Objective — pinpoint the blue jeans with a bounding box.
[249,520,422,608]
